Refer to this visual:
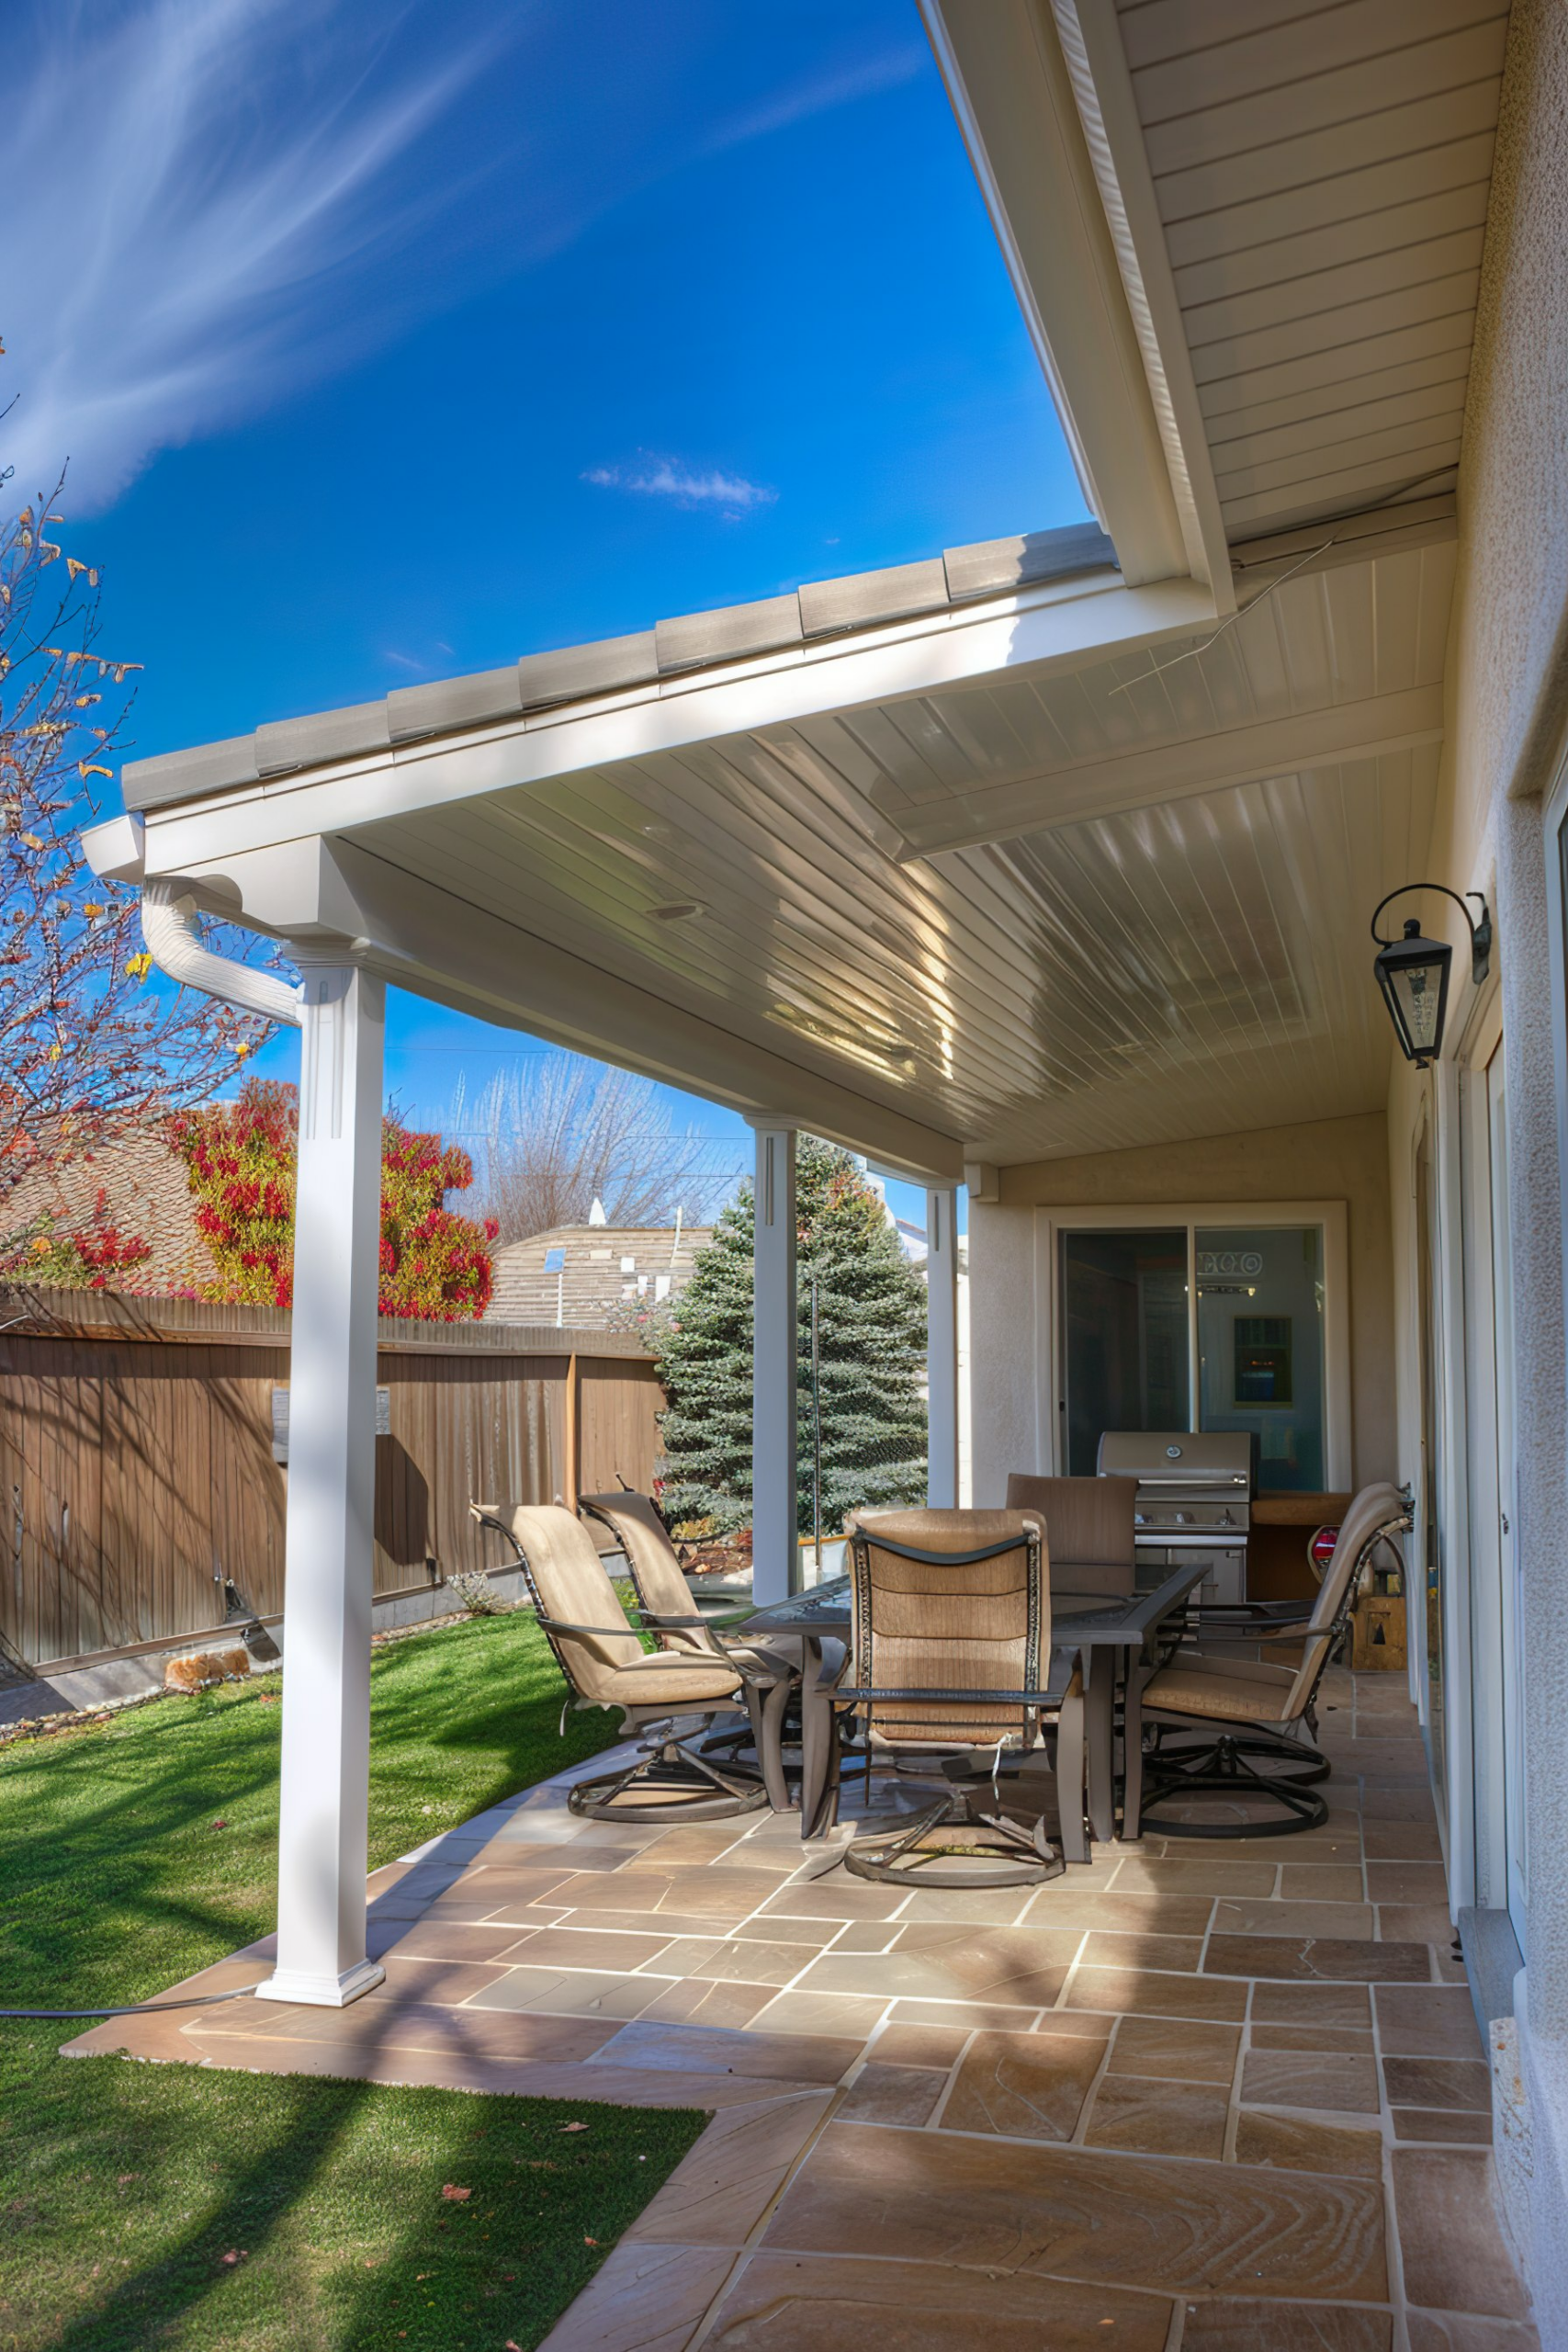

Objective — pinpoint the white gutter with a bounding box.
[140,879,302,1028]
[82,812,302,1027]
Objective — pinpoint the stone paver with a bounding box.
[63,1666,1536,2351]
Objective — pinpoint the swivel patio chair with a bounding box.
[468,1501,770,1823]
[1175,1486,1406,1653]
[1005,1473,1138,1609]
[830,1507,1086,1888]
[579,1488,801,1809]
[1134,1481,1410,1838]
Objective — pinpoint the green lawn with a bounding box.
[0,1612,706,2351]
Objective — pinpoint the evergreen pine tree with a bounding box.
[654,1135,928,1536]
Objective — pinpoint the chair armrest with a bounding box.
[1185,1600,1312,1647]
[832,1676,1077,1711]
[537,1614,736,1668]
[630,1609,729,1631]
[1192,1600,1311,1623]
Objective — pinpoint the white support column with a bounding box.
[750,1122,797,1605]
[926,1186,960,1509]
[257,962,387,2008]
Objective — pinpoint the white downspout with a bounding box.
[140,878,303,1029]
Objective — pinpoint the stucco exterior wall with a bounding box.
[967,1111,1394,1505]
[1449,0,1568,850]
[1386,1,1568,2329]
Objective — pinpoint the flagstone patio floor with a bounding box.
[67,1665,1535,2350]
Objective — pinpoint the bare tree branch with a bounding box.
[0,457,276,1262]
[452,1055,736,1242]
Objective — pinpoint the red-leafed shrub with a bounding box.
[167,1078,496,1319]
[0,1184,152,1290]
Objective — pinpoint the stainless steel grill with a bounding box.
[1096,1430,1253,1605]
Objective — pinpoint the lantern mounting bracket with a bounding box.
[1370,885,1492,986]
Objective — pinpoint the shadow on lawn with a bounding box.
[0,1612,617,2012]
[42,2021,670,2352]
[39,2063,391,2352]
[4,1611,633,2349]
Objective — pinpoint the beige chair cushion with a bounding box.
[1006,1474,1138,1573]
[845,1506,1048,1750]
[604,1657,746,1707]
[498,1502,741,1711]
[1143,1652,1298,1725]
[1144,1482,1404,1730]
[581,1491,793,1684]
[580,1492,710,1656]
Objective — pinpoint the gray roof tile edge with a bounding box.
[942,522,1116,602]
[119,524,1121,812]
[122,734,261,811]
[389,665,523,742]
[518,629,659,710]
[255,699,391,777]
[799,558,950,639]
[655,594,802,673]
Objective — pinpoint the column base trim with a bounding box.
[254,1958,385,2008]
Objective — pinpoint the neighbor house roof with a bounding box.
[1,1133,208,1294]
[485,1223,713,1329]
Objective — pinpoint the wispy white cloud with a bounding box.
[0,5,927,518]
[3,0,509,511]
[584,459,777,514]
[696,46,926,162]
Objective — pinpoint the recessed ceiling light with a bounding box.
[647,899,707,923]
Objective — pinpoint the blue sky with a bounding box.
[12,0,1085,1228]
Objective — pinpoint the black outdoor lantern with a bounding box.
[1370,885,1492,1069]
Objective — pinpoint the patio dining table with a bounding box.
[739,1558,1211,1845]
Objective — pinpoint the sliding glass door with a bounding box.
[1058,1213,1333,1489]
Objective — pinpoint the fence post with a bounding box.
[749,1121,797,1603]
[563,1352,580,1509]
[256,962,386,2010]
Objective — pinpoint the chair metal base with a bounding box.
[568,1736,770,1824]
[1139,1730,1329,1838]
[1152,1724,1330,1785]
[842,1786,1066,1887]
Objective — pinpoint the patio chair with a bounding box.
[578,1489,801,1809]
[468,1500,770,1823]
[1005,1473,1138,1607]
[829,1507,1086,1888]
[1177,1490,1407,1652]
[1134,1481,1409,1838]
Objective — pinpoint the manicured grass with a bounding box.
[0,1612,706,2350]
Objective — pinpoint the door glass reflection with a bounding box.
[1197,1226,1325,1492]
[1060,1228,1189,1475]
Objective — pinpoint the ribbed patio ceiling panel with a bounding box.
[299,521,1449,1162]
[1114,0,1509,536]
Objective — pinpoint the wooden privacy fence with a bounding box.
[0,1288,664,1673]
